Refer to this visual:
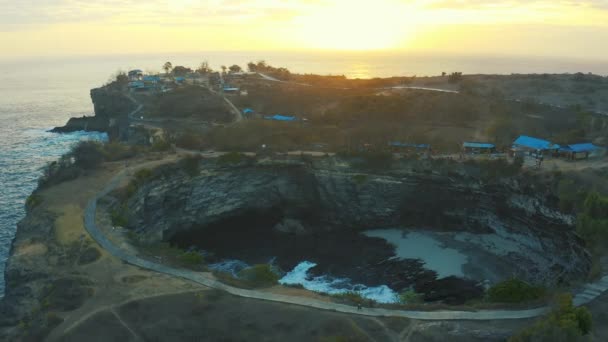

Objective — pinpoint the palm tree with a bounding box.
[163,62,173,75]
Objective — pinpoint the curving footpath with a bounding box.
[84,170,608,321]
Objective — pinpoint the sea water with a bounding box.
[279,261,399,304]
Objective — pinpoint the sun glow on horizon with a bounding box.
[293,1,415,51]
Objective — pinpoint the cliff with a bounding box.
[52,84,135,140]
[126,158,590,288]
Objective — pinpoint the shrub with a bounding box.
[72,141,105,169]
[26,194,43,209]
[352,174,368,185]
[177,251,204,266]
[102,142,137,161]
[486,278,546,303]
[330,292,376,307]
[399,289,423,304]
[179,155,202,177]
[576,192,608,248]
[150,139,171,152]
[237,264,279,288]
[218,152,246,165]
[509,294,592,341]
[110,204,129,227]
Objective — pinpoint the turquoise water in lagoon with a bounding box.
[0,51,606,297]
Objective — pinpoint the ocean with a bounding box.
[0,51,606,297]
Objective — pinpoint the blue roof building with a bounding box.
[243,108,255,114]
[463,142,495,149]
[264,115,297,121]
[389,142,430,149]
[560,143,599,153]
[512,135,559,151]
[143,75,161,83]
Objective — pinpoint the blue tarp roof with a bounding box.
[513,135,559,150]
[560,143,599,153]
[143,76,160,81]
[389,142,430,149]
[463,142,495,149]
[243,108,255,114]
[175,77,185,81]
[265,115,297,121]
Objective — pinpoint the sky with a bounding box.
[1,0,608,60]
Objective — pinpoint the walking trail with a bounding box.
[83,164,608,321]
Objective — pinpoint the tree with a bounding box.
[71,141,105,169]
[196,61,212,74]
[172,66,193,77]
[448,72,463,83]
[247,62,257,72]
[163,62,173,75]
[221,65,227,74]
[228,64,242,73]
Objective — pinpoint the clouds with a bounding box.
[0,0,314,30]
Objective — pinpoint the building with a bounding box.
[128,80,145,89]
[512,135,560,155]
[128,69,143,81]
[559,143,602,160]
[389,142,431,153]
[462,142,496,154]
[242,108,255,118]
[264,114,297,121]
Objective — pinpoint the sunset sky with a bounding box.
[1,0,608,59]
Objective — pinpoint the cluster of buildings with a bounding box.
[127,69,210,91]
[460,135,602,161]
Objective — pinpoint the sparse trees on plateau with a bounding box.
[163,62,173,75]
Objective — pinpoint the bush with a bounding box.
[179,155,202,177]
[110,204,129,227]
[150,139,171,152]
[330,292,376,307]
[509,294,592,341]
[352,174,368,185]
[237,264,279,288]
[26,194,43,209]
[399,289,423,304]
[576,192,608,248]
[486,278,546,303]
[218,152,246,165]
[72,141,105,169]
[102,142,137,161]
[177,251,204,266]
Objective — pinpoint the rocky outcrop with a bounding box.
[52,85,135,140]
[126,159,590,289]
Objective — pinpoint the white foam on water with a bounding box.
[279,261,399,304]
[208,259,250,277]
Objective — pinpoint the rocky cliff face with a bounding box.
[127,159,590,289]
[52,85,135,140]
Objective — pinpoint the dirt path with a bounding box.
[81,159,608,321]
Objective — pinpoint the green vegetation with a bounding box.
[150,138,172,152]
[486,278,546,304]
[148,86,232,122]
[179,155,202,177]
[110,204,130,227]
[577,191,608,249]
[177,251,204,266]
[101,142,138,161]
[218,152,247,165]
[237,264,280,288]
[509,294,592,341]
[399,289,423,304]
[26,194,43,209]
[338,151,393,170]
[330,292,375,307]
[352,174,368,185]
[124,168,154,198]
